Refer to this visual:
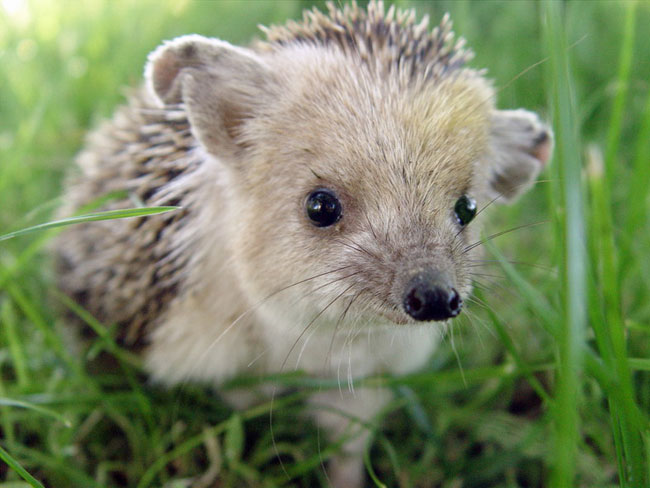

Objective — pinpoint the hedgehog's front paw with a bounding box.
[328,454,364,488]
[309,388,393,488]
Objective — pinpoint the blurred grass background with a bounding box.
[1,0,649,486]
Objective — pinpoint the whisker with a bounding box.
[337,323,355,397]
[494,33,586,96]
[316,424,331,486]
[455,179,555,239]
[335,297,371,397]
[306,270,362,297]
[470,279,510,304]
[472,276,511,293]
[471,278,496,291]
[345,323,365,395]
[383,214,392,245]
[448,323,467,388]
[494,57,549,96]
[246,350,266,369]
[467,258,556,274]
[457,311,480,350]
[362,206,379,241]
[268,282,356,481]
[464,295,491,311]
[178,264,354,389]
[281,283,355,373]
[334,236,381,262]
[269,387,288,480]
[463,220,549,254]
[333,238,380,263]
[323,290,364,375]
[294,285,357,370]
[455,193,503,239]
[472,278,519,305]
[469,271,505,280]
[463,308,498,342]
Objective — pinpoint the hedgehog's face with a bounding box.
[146,36,552,327]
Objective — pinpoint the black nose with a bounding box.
[403,275,462,321]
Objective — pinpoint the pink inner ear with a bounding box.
[532,133,553,166]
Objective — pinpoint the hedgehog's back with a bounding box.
[56,91,201,349]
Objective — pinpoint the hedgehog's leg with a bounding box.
[308,387,392,488]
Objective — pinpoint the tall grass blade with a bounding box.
[603,1,637,184]
[0,398,70,426]
[622,85,650,273]
[542,2,587,486]
[0,446,45,488]
[588,1,647,484]
[1,301,29,388]
[0,207,179,242]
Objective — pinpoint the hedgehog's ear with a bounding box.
[145,34,274,159]
[485,109,553,202]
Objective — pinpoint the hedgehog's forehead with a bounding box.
[343,80,491,211]
[273,50,493,200]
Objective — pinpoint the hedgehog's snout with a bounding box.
[402,272,462,321]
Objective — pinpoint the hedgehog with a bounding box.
[55,1,552,486]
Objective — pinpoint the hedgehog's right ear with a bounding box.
[145,35,274,160]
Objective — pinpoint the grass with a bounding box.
[1,0,649,486]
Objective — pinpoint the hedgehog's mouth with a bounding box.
[367,307,406,325]
[376,308,456,326]
[370,302,435,326]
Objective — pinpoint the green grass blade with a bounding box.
[586,1,647,484]
[629,359,650,371]
[0,191,132,291]
[0,206,179,242]
[603,1,637,184]
[483,305,552,406]
[0,398,70,426]
[618,0,649,275]
[1,301,29,389]
[364,444,388,488]
[622,85,650,273]
[136,392,307,488]
[589,145,647,485]
[0,446,45,488]
[486,240,611,395]
[0,273,79,373]
[484,239,558,335]
[542,2,588,486]
[7,445,101,488]
[54,291,142,369]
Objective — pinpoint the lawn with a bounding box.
[0,0,649,486]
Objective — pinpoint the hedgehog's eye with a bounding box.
[306,189,342,227]
[454,195,477,226]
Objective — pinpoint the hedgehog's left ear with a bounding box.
[145,34,275,161]
[485,109,553,202]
